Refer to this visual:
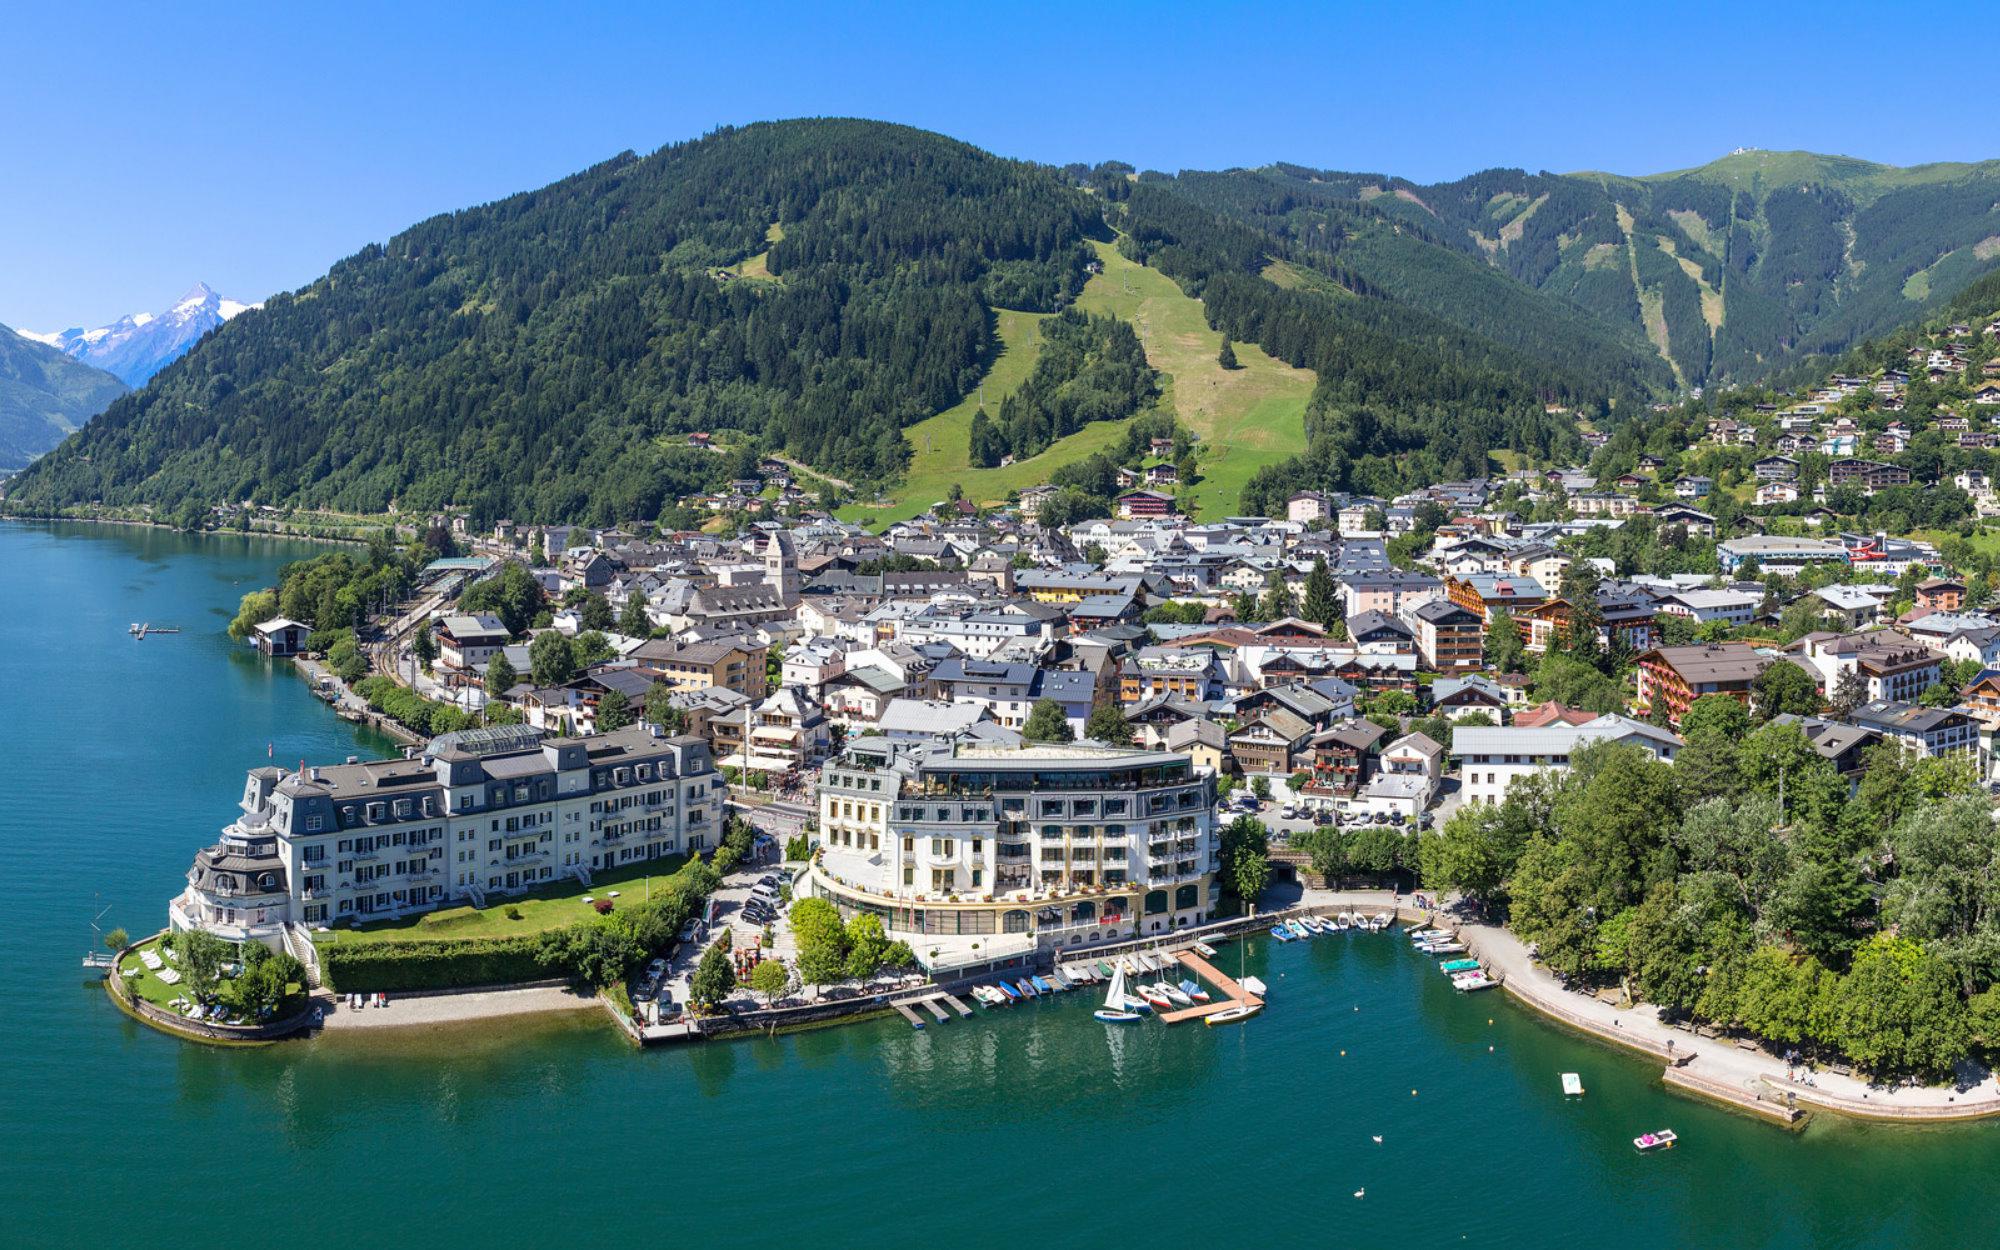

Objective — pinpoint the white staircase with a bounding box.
[284,924,322,988]
[463,882,487,910]
[571,864,593,889]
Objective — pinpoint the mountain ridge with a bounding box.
[0,328,128,471]
[18,282,260,387]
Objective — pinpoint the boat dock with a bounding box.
[1158,949,1264,1024]
[891,989,970,1029]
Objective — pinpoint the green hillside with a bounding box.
[4,120,1102,522]
[0,329,127,471]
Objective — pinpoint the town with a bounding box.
[122,304,2000,1068]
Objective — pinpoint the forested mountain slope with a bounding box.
[0,329,127,471]
[6,120,1102,523]
[1215,151,2000,390]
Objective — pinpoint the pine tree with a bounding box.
[412,621,438,672]
[1302,556,1339,630]
[1217,339,1239,370]
[1260,568,1297,620]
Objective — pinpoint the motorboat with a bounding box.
[1204,1003,1262,1026]
[1269,925,1295,942]
[1452,973,1498,992]
[1194,942,1218,958]
[1439,958,1482,974]
[1016,978,1039,998]
[1634,1129,1677,1152]
[1422,942,1468,955]
[1561,1073,1585,1097]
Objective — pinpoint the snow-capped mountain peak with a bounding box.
[12,283,262,387]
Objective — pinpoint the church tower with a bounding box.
[764,531,799,603]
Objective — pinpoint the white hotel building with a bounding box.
[806,740,1220,970]
[171,724,722,950]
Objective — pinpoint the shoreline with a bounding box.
[0,511,372,546]
[1450,908,2000,1126]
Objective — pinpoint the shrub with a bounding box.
[593,898,614,915]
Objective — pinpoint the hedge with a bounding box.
[320,936,545,994]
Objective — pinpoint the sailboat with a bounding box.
[1094,963,1143,1023]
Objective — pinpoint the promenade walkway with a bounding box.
[1291,886,2000,1122]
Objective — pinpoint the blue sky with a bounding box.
[2,0,1987,330]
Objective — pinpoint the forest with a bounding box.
[4,120,1102,524]
[967,310,1159,467]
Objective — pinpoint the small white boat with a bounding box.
[1561,1073,1585,1097]
[1634,1129,1677,1152]
[1096,964,1143,1023]
[1139,985,1173,1011]
[1453,973,1498,992]
[1205,1003,1262,1026]
[1423,942,1468,955]
[1194,942,1218,958]
[1240,975,1268,997]
[1162,982,1194,1007]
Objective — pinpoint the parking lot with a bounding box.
[632,849,798,1023]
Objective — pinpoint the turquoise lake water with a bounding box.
[0,520,1992,1249]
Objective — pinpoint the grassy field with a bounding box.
[311,855,690,947]
[841,238,1316,527]
[1076,240,1315,519]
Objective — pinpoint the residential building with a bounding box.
[170,724,721,946]
[434,614,511,673]
[1404,598,1484,672]
[1453,716,1681,807]
[632,638,769,699]
[1633,643,1775,725]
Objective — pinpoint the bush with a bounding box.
[321,937,547,994]
[593,898,614,915]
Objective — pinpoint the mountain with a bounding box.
[0,328,127,471]
[6,120,1604,524]
[20,283,259,386]
[1186,150,2000,390]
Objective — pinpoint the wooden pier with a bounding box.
[941,992,974,1017]
[893,1001,927,1029]
[1158,949,1264,1024]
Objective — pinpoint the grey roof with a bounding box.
[1451,715,1680,759]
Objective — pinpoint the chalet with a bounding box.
[1827,459,1911,492]
[1753,455,1799,481]
[433,613,511,673]
[1230,707,1315,777]
[1115,489,1177,519]
[1633,643,1775,726]
[1652,504,1716,538]
[1302,719,1389,797]
[1444,574,1547,625]
[1428,674,1508,720]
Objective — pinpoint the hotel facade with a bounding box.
[804,741,1220,965]
[170,724,722,950]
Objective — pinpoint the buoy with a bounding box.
[1411,1089,1418,1096]
[1340,1049,1346,1056]
[1488,1045,1494,1052]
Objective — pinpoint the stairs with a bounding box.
[284,924,322,988]
[571,864,593,889]
[463,882,487,910]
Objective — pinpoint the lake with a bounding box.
[0,521,1985,1248]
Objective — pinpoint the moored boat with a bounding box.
[1204,1003,1262,1026]
[1438,958,1481,974]
[1634,1129,1677,1152]
[1162,982,1194,1007]
[1194,942,1218,958]
[1140,985,1173,1011]
[1016,978,1038,998]
[1269,925,1294,942]
[1180,978,1210,1003]
[1096,961,1115,978]
[1031,975,1054,994]
[1561,1072,1585,1097]
[1452,972,1498,992]
[1095,963,1143,1023]
[997,981,1021,1001]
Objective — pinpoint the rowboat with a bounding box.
[1204,1003,1262,1026]
[1016,978,1038,998]
[1096,961,1115,978]
[997,981,1021,1001]
[1031,975,1054,994]
[1423,942,1468,955]
[1269,925,1294,942]
[1439,958,1482,974]
[1452,973,1498,992]
[1561,1073,1585,1097]
[1634,1129,1677,1152]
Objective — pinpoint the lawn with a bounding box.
[313,854,691,948]
[1073,239,1314,520]
[119,938,186,1008]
